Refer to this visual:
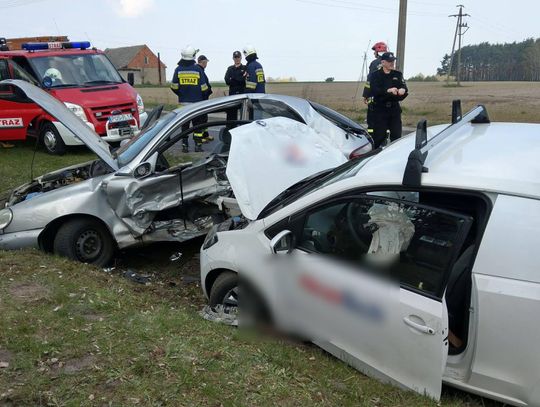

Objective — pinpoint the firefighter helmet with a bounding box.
[44,68,63,81]
[371,42,388,53]
[181,45,199,60]
[243,45,257,57]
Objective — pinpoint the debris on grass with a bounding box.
[200,305,238,326]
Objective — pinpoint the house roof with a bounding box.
[104,45,145,69]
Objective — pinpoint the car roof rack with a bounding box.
[402,100,490,187]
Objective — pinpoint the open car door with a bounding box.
[275,193,472,400]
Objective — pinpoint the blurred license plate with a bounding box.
[109,113,133,123]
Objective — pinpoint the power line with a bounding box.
[447,4,470,85]
[292,0,446,17]
[0,0,48,9]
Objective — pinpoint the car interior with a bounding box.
[287,188,490,355]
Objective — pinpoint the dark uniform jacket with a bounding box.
[245,54,265,93]
[199,64,213,100]
[370,69,408,107]
[224,64,246,95]
[170,60,209,103]
[362,57,382,99]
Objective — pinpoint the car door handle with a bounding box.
[403,317,435,335]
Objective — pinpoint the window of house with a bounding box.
[144,56,149,65]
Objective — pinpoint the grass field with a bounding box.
[139,81,540,127]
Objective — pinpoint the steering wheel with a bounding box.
[345,202,372,252]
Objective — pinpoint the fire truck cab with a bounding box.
[0,40,147,154]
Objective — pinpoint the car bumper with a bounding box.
[200,248,213,299]
[0,228,42,250]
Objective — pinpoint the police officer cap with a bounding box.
[198,55,209,62]
[380,52,396,62]
[233,51,241,58]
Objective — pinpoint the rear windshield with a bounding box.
[29,54,123,87]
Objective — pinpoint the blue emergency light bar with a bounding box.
[21,41,91,51]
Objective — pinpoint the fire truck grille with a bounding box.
[91,103,136,122]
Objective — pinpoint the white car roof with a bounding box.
[357,122,540,199]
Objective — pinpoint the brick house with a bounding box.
[105,45,166,85]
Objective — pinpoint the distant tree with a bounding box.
[439,38,540,81]
[408,73,425,82]
[408,73,439,82]
[325,77,335,82]
[437,54,451,76]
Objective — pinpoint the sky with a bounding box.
[2,0,538,82]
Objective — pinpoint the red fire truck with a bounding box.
[0,40,147,154]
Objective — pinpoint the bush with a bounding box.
[325,77,335,82]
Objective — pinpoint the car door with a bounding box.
[103,102,242,238]
[0,59,42,141]
[273,192,472,400]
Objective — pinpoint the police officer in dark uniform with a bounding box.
[243,45,265,93]
[369,52,408,149]
[170,45,209,152]
[224,51,246,95]
[362,41,388,141]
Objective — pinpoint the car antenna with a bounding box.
[29,130,41,181]
[402,102,490,187]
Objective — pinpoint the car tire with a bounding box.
[209,271,238,310]
[53,218,115,266]
[40,122,66,155]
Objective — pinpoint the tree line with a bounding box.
[437,38,540,81]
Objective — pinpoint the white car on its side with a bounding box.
[200,103,540,406]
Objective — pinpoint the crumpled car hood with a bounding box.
[226,117,347,220]
[0,79,118,171]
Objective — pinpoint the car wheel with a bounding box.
[53,218,115,266]
[40,123,66,155]
[209,272,238,311]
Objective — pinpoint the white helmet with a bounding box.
[45,68,62,81]
[181,45,199,60]
[243,45,257,57]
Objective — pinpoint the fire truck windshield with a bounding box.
[30,54,123,88]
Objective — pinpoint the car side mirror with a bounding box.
[270,230,295,254]
[134,162,152,179]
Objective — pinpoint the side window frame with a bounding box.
[247,99,305,123]
[265,188,477,301]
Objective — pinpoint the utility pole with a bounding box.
[396,0,407,73]
[447,5,470,85]
[158,52,162,85]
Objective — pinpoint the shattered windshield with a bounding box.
[116,111,178,167]
[30,54,123,87]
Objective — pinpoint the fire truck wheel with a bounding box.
[40,123,66,155]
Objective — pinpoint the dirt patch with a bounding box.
[82,313,105,322]
[9,282,50,302]
[62,355,97,374]
[0,349,14,365]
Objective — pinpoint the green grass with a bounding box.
[0,250,488,406]
[0,139,95,194]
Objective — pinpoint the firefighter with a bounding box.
[224,50,246,95]
[170,45,209,152]
[243,45,265,93]
[369,52,408,149]
[362,41,388,142]
[197,54,214,143]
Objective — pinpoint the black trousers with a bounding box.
[372,105,402,149]
[182,115,207,147]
